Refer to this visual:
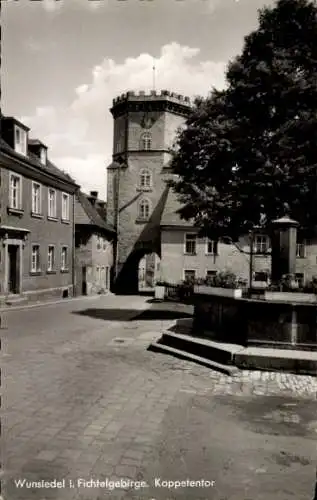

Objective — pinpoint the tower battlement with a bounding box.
[112,90,191,107]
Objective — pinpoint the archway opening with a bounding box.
[138,252,161,293]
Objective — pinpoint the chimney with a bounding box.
[90,191,98,198]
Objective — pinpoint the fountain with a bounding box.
[150,213,317,375]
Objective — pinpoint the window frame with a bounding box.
[9,172,23,210]
[184,233,197,255]
[61,192,70,221]
[31,244,41,273]
[31,181,42,215]
[206,270,217,279]
[47,245,55,272]
[138,198,151,220]
[253,271,269,282]
[296,240,306,258]
[253,234,270,254]
[14,125,27,156]
[183,269,196,282]
[40,148,47,165]
[139,168,152,189]
[61,246,69,271]
[140,131,152,151]
[295,272,305,287]
[48,188,57,219]
[205,238,218,256]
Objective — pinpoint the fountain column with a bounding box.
[270,214,299,283]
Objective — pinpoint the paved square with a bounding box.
[2,295,317,499]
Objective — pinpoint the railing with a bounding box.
[164,283,194,303]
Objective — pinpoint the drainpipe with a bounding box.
[72,190,76,297]
[249,230,254,292]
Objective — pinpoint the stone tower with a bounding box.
[107,90,191,293]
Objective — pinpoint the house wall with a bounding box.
[160,229,317,284]
[75,232,113,296]
[0,166,75,303]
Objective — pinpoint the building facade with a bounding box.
[0,117,78,306]
[75,190,115,296]
[107,90,191,293]
[107,90,317,293]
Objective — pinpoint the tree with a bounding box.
[171,0,317,240]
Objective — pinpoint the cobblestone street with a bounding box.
[2,295,317,499]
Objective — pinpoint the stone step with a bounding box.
[156,331,243,366]
[150,331,317,376]
[5,295,27,306]
[148,341,240,376]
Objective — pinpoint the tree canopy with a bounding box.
[170,0,317,240]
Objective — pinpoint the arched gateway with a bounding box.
[107,90,191,294]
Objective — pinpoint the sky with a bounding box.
[2,0,276,199]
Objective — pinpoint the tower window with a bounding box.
[139,169,152,189]
[140,132,152,151]
[139,198,151,220]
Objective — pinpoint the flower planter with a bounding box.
[264,291,317,303]
[194,285,242,299]
[154,285,165,300]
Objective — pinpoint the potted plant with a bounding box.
[264,274,317,303]
[194,270,245,298]
[154,280,167,300]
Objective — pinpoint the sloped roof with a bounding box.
[160,188,195,228]
[0,138,77,185]
[28,138,47,148]
[76,191,115,233]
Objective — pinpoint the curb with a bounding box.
[0,293,113,313]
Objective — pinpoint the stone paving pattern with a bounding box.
[1,295,317,499]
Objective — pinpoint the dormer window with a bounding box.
[40,148,47,165]
[14,126,27,156]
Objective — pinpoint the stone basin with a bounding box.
[192,291,317,351]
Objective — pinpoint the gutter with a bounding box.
[72,191,76,297]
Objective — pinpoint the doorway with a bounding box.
[82,266,87,295]
[8,245,19,294]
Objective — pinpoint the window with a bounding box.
[140,132,152,150]
[184,269,196,282]
[296,240,306,258]
[205,238,218,255]
[97,236,102,250]
[105,266,110,290]
[96,266,100,281]
[31,245,40,273]
[254,271,269,282]
[47,246,55,271]
[9,173,22,210]
[14,126,27,156]
[62,193,70,221]
[101,266,105,284]
[206,270,217,279]
[61,246,68,271]
[40,148,47,165]
[139,198,151,220]
[139,169,152,189]
[103,239,107,251]
[48,188,57,218]
[32,182,42,215]
[184,233,197,255]
[254,235,269,254]
[295,273,304,287]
